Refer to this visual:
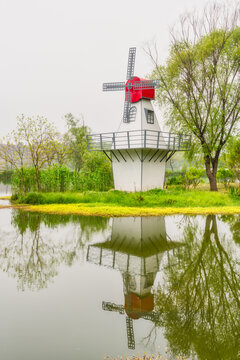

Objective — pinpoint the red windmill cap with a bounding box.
[124,293,154,319]
[125,76,155,103]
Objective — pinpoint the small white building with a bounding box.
[87,47,191,191]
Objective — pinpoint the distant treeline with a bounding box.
[0,170,13,184]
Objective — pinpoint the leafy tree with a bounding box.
[16,115,59,191]
[64,113,89,172]
[53,135,72,166]
[149,3,240,191]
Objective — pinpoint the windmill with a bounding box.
[87,47,191,191]
[103,47,160,123]
[87,217,184,350]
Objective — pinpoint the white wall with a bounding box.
[112,149,167,191]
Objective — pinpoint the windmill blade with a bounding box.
[126,317,135,350]
[133,79,160,90]
[103,82,126,92]
[142,311,161,322]
[126,47,136,80]
[102,301,125,314]
[123,91,132,123]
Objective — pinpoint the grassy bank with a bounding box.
[18,203,240,217]
[9,188,240,216]
[14,188,239,207]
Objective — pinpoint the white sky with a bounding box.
[0,0,210,136]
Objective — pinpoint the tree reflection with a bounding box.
[221,214,240,245]
[0,210,109,290]
[154,215,240,360]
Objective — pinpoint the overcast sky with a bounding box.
[0,0,211,136]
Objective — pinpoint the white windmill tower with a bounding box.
[87,47,191,191]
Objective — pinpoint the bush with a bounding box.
[184,167,203,189]
[18,192,45,204]
[167,175,185,185]
[11,193,19,201]
[217,168,235,189]
[73,152,113,191]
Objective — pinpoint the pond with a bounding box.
[0,182,11,196]
[0,208,239,360]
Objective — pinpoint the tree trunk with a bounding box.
[35,167,41,192]
[20,168,26,195]
[205,156,219,191]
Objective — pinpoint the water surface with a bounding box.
[0,182,11,196]
[0,208,239,360]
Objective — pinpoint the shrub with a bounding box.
[20,192,45,204]
[216,168,235,189]
[184,167,203,189]
[167,175,185,186]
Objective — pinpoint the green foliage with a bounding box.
[225,136,240,183]
[11,167,36,194]
[184,167,203,189]
[40,165,71,192]
[216,167,235,188]
[167,175,185,186]
[221,214,240,244]
[0,114,66,193]
[77,152,113,191]
[15,188,238,208]
[3,209,109,290]
[229,185,240,198]
[64,113,89,172]
[12,155,113,194]
[151,5,240,190]
[11,209,109,236]
[154,215,240,360]
[0,170,13,184]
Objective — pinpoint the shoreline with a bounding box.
[3,203,240,217]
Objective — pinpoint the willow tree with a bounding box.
[149,3,240,190]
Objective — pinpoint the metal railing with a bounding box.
[87,130,191,151]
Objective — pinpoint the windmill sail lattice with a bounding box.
[126,47,136,80]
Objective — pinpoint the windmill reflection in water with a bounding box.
[86,217,185,350]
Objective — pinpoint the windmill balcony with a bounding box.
[87,130,191,152]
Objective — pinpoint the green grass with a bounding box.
[14,188,240,208]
